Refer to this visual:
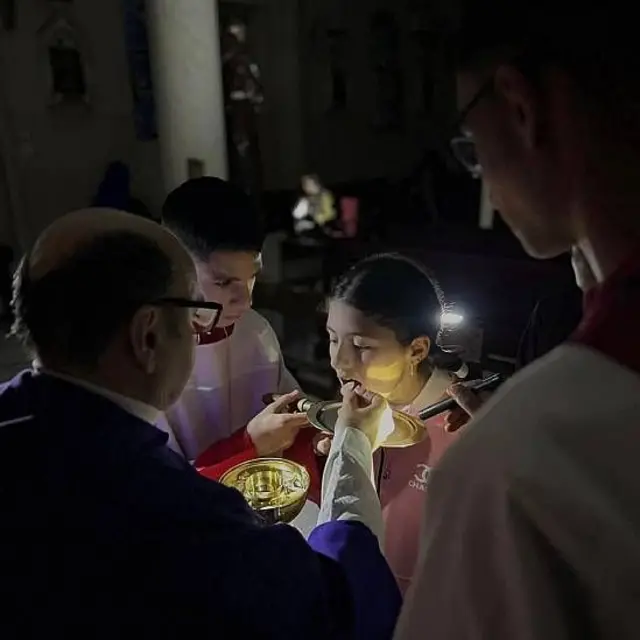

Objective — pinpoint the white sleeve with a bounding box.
[271,330,299,394]
[394,440,576,640]
[277,360,300,394]
[317,424,384,543]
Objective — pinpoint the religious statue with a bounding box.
[221,18,264,197]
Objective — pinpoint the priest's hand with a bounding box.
[247,391,309,456]
[337,383,392,450]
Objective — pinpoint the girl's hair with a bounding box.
[331,253,464,375]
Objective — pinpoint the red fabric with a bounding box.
[195,426,257,468]
[340,197,359,238]
[192,315,322,503]
[572,249,640,374]
[197,446,260,482]
[198,323,235,347]
[195,426,321,505]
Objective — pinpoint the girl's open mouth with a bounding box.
[339,377,362,390]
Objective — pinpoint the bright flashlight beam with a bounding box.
[441,312,464,326]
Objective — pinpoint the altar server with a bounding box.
[396,5,640,639]
[158,177,321,503]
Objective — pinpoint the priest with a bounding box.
[0,208,400,639]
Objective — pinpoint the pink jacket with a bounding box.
[376,368,459,593]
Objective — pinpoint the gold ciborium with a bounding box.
[219,458,310,524]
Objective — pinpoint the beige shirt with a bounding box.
[396,345,640,639]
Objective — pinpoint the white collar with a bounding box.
[44,370,161,425]
[399,368,453,416]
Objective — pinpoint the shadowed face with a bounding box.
[456,66,576,258]
[229,22,247,43]
[301,176,321,196]
[196,250,262,327]
[148,263,199,409]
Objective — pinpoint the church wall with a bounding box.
[298,0,455,185]
[0,0,163,251]
[0,0,457,252]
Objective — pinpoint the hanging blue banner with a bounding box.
[122,0,157,140]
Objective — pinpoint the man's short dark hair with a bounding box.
[11,231,174,368]
[162,177,264,262]
[454,4,639,109]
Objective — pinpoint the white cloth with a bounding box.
[318,424,384,543]
[288,500,321,539]
[396,344,640,640]
[158,309,297,460]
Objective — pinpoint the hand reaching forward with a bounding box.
[442,384,488,433]
[247,390,309,456]
[336,383,393,450]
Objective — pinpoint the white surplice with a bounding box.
[395,344,640,639]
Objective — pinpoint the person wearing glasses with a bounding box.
[0,208,401,638]
[157,178,323,513]
[396,5,640,640]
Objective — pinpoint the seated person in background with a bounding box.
[324,253,468,594]
[0,208,401,639]
[292,173,337,235]
[159,178,321,500]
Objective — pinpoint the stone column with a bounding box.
[147,0,227,192]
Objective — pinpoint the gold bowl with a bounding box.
[219,458,310,524]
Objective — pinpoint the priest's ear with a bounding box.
[129,305,160,374]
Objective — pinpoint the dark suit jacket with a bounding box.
[0,371,400,639]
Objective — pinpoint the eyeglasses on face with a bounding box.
[153,297,223,334]
[450,77,495,178]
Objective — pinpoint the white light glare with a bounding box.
[441,312,464,327]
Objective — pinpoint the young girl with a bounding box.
[325,253,466,593]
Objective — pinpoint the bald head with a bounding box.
[12,208,197,370]
[30,208,192,282]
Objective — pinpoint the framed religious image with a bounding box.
[38,16,89,107]
[49,44,86,102]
